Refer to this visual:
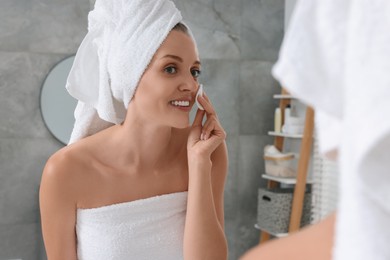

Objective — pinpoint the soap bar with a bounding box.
[195,84,205,110]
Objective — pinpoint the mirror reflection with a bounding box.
[40,55,77,145]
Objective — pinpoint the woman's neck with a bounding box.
[104,122,180,172]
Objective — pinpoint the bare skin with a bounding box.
[240,212,336,260]
[40,29,228,259]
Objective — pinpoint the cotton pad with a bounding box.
[195,84,204,110]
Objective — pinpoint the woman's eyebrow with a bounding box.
[161,54,201,65]
[161,54,183,62]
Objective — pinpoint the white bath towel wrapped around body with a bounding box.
[76,191,188,260]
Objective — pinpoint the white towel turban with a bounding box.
[65,0,184,144]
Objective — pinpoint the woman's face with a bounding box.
[132,29,201,129]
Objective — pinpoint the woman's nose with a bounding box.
[179,74,198,91]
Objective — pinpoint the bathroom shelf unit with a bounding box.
[258,87,315,244]
[254,224,288,238]
[267,131,303,139]
[273,94,296,99]
[261,174,314,185]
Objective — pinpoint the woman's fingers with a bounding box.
[203,117,226,140]
[192,107,205,127]
[201,120,211,140]
[196,92,223,139]
[202,115,216,139]
[194,90,226,141]
[197,93,216,116]
[188,89,227,158]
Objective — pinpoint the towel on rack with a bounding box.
[76,191,188,260]
[272,0,390,259]
[65,0,183,144]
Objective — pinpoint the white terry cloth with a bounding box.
[76,191,188,260]
[272,0,390,259]
[65,0,183,144]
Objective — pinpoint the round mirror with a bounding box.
[40,55,77,145]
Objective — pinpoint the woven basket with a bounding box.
[257,187,312,234]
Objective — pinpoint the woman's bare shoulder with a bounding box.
[42,140,93,190]
[49,140,89,168]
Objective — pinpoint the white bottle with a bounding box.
[274,107,282,133]
[284,104,291,126]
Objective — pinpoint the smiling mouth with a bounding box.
[169,100,190,107]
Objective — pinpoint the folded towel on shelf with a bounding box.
[264,145,294,158]
[263,145,296,178]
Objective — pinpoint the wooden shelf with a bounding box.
[273,94,296,99]
[254,224,288,238]
[259,87,315,244]
[268,131,303,138]
[262,174,313,184]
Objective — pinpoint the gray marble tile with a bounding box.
[234,135,274,258]
[0,0,90,54]
[224,134,238,259]
[38,221,47,260]
[239,60,281,135]
[89,0,96,10]
[224,134,239,217]
[201,59,240,136]
[0,223,40,260]
[0,51,69,139]
[174,0,241,59]
[0,179,40,225]
[234,208,261,259]
[0,138,63,225]
[237,135,272,211]
[241,0,284,61]
[224,215,236,260]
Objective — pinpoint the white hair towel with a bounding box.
[65,0,183,144]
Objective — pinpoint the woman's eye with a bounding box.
[191,69,201,78]
[164,66,177,74]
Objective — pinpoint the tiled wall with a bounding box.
[0,0,284,259]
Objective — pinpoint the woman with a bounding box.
[39,1,228,259]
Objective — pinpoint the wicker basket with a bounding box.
[257,187,312,234]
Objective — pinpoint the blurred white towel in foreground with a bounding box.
[272,0,390,259]
[76,191,188,260]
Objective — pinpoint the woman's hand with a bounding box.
[187,91,227,161]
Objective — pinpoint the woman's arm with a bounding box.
[183,141,228,260]
[39,153,79,260]
[210,140,228,230]
[184,91,229,260]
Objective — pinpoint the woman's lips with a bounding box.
[169,103,192,112]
